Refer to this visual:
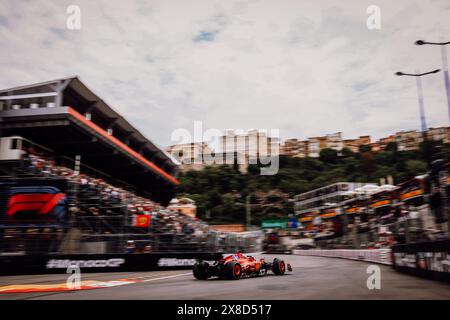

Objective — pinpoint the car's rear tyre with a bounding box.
[193,262,210,280]
[272,258,286,275]
[224,261,242,280]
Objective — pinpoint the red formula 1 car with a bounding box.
[193,252,292,280]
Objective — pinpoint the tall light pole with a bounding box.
[416,40,450,125]
[395,69,440,167]
[395,69,440,131]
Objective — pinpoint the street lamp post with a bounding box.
[395,69,440,167]
[416,40,450,125]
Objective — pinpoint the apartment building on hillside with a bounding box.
[427,127,450,143]
[343,135,371,153]
[395,130,424,151]
[219,129,280,159]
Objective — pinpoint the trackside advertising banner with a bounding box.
[0,252,222,275]
[391,239,450,282]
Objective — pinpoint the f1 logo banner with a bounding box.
[6,186,67,220]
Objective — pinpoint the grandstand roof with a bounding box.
[0,76,175,162]
[0,76,179,205]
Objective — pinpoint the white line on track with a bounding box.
[142,272,192,282]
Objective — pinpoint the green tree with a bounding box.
[341,147,355,158]
[359,144,372,153]
[358,151,376,180]
[385,142,398,152]
[404,159,427,179]
[319,148,339,164]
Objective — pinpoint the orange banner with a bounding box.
[320,212,336,219]
[346,207,362,214]
[370,200,391,209]
[400,189,423,201]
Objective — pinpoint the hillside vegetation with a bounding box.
[177,141,449,225]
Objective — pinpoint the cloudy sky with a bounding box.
[0,0,449,149]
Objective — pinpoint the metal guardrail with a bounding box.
[293,248,392,265]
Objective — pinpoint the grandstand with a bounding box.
[0,77,213,256]
[0,76,179,203]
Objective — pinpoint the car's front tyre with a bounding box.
[272,258,286,275]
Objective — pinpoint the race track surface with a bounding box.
[1,254,449,300]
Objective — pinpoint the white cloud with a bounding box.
[0,0,449,147]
